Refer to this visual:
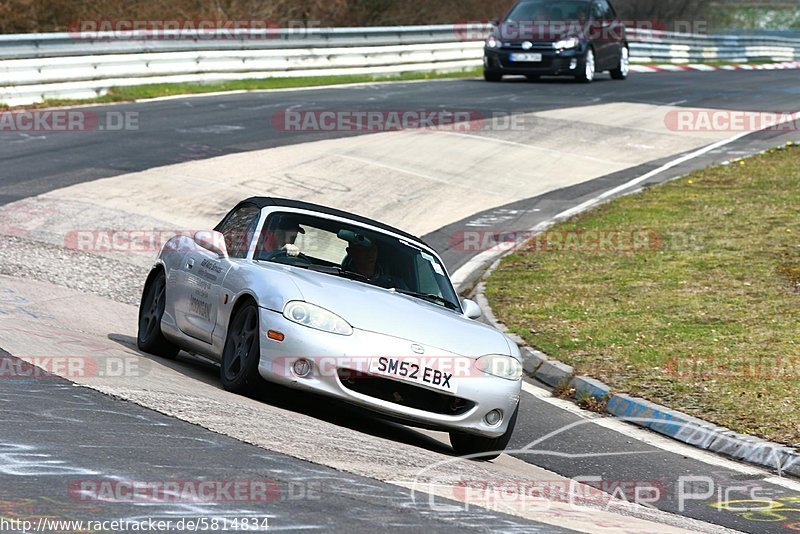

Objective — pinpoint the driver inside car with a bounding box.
[347,241,379,278]
[346,240,408,290]
[262,216,305,258]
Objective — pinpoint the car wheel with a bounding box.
[610,45,629,80]
[137,270,179,359]
[484,70,503,82]
[576,48,595,83]
[221,301,263,395]
[449,404,519,461]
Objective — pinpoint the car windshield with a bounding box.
[255,212,461,311]
[505,0,590,22]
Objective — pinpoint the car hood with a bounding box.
[493,21,587,43]
[275,266,512,358]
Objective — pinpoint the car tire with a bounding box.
[449,404,519,461]
[610,45,629,80]
[575,48,596,83]
[137,270,180,359]
[221,301,264,395]
[484,70,503,82]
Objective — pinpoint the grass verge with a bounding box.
[7,69,482,109]
[486,143,800,447]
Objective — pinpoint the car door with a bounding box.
[602,0,623,69]
[590,0,613,69]
[175,203,261,343]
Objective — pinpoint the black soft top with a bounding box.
[234,197,427,246]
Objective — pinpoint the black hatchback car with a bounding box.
[483,0,629,83]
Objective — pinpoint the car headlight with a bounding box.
[283,301,353,336]
[485,36,499,48]
[475,354,523,381]
[554,36,580,50]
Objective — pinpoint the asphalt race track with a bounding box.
[3,69,800,206]
[1,69,800,533]
[0,348,562,533]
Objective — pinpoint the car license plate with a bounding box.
[509,53,542,62]
[369,357,457,394]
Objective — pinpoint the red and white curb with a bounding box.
[632,61,800,73]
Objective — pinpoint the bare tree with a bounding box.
[0,0,713,34]
[612,0,712,31]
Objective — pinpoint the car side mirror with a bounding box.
[194,230,228,259]
[461,298,482,320]
[489,18,500,27]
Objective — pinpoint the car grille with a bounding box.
[501,42,553,50]
[337,369,475,416]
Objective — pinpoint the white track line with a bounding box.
[520,381,768,476]
[554,130,752,221]
[452,129,752,287]
[455,119,800,475]
[763,476,800,492]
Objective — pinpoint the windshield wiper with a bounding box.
[337,268,371,282]
[394,289,460,311]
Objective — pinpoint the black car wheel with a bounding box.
[484,70,503,82]
[575,48,596,83]
[610,45,630,80]
[449,404,519,461]
[137,270,180,359]
[221,301,264,395]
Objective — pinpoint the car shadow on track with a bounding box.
[108,333,455,456]
[468,75,616,82]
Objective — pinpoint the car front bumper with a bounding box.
[484,45,588,76]
[257,308,521,438]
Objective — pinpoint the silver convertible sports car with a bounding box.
[137,198,522,459]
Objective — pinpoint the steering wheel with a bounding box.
[262,250,313,265]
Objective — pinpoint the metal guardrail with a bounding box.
[1,25,799,106]
[629,28,800,62]
[0,26,484,106]
[0,26,477,59]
